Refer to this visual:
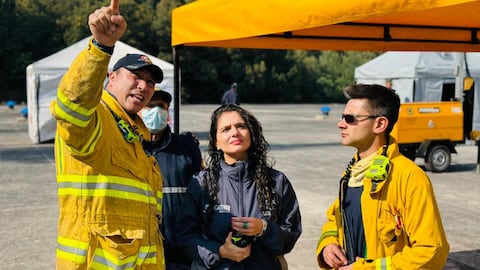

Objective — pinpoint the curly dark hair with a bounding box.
[205,104,279,220]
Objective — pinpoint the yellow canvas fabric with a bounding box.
[172,0,480,52]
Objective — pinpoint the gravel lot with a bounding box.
[1,103,478,269]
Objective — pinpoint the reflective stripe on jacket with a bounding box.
[50,38,164,270]
[316,138,449,270]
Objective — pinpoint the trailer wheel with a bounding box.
[424,145,451,172]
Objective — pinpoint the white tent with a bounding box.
[26,37,174,143]
[356,52,458,102]
[354,51,480,133]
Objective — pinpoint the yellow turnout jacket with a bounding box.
[50,38,164,270]
[316,138,449,269]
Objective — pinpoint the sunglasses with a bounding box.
[341,114,380,124]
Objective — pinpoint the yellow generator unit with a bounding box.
[391,101,464,172]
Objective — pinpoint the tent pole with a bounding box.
[173,46,181,135]
[454,52,465,102]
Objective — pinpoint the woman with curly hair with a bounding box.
[175,104,302,270]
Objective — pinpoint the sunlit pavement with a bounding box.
[1,103,478,269]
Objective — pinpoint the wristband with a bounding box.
[92,39,114,55]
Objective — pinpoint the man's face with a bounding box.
[337,98,378,152]
[107,68,156,114]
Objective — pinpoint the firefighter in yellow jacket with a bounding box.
[316,84,449,269]
[50,1,165,269]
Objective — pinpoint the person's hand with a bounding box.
[218,231,251,262]
[338,263,353,270]
[338,257,362,270]
[322,244,348,269]
[87,0,127,47]
[231,217,264,236]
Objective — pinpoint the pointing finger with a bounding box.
[110,0,119,14]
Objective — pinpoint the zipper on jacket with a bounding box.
[239,162,246,216]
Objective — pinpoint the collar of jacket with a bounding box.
[144,125,172,152]
[220,159,255,183]
[101,90,150,139]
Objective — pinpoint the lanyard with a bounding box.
[102,100,142,143]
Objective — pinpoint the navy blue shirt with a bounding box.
[344,185,366,260]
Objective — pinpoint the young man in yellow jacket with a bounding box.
[316,84,449,269]
[50,0,165,269]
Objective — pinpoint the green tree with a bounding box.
[0,0,17,95]
[317,51,380,102]
[153,0,179,61]
[178,46,230,103]
[1,0,380,103]
[284,50,326,103]
[1,0,62,101]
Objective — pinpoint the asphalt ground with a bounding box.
[1,103,479,269]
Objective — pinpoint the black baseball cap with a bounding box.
[152,89,172,104]
[113,54,163,83]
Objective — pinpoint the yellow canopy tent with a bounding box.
[169,0,480,132]
[172,0,480,51]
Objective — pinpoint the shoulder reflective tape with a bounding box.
[55,90,95,127]
[77,118,102,155]
[61,117,102,157]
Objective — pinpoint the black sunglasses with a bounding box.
[341,114,380,124]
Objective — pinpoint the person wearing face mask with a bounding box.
[140,89,204,270]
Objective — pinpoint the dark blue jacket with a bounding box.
[143,126,203,267]
[175,159,302,270]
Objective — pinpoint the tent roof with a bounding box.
[466,53,480,76]
[172,0,480,52]
[354,51,467,79]
[30,37,173,75]
[355,52,422,79]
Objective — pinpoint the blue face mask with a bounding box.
[141,106,169,133]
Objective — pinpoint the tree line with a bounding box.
[0,0,380,103]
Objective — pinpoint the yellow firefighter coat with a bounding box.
[50,39,164,270]
[316,138,449,269]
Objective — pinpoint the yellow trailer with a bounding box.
[391,101,464,172]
